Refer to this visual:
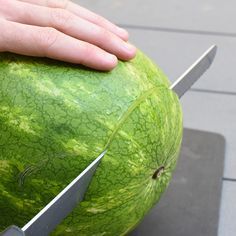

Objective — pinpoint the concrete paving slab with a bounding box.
[130,128,225,236]
[126,29,236,93]
[218,181,236,236]
[77,0,236,34]
[180,91,236,179]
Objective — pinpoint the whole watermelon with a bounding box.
[0,51,182,235]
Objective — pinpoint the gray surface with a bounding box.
[126,29,236,92]
[79,0,236,33]
[72,1,236,235]
[180,92,236,179]
[79,0,236,93]
[130,128,225,236]
[218,181,236,236]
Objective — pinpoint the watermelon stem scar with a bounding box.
[152,166,165,179]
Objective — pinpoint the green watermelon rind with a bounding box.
[0,51,182,235]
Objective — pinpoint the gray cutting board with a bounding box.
[130,128,225,236]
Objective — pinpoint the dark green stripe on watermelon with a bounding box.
[0,51,182,235]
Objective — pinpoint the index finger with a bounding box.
[18,0,129,41]
[0,19,118,71]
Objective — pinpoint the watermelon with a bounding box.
[0,51,182,235]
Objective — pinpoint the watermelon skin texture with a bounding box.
[0,51,182,235]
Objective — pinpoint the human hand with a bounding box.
[0,0,136,70]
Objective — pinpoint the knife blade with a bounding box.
[171,45,217,98]
[0,45,217,236]
[0,151,107,236]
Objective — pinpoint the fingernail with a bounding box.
[104,53,118,66]
[123,43,136,54]
[107,53,117,61]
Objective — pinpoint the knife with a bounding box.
[0,45,217,236]
[171,45,217,98]
[0,151,107,236]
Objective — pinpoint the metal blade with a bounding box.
[170,45,217,98]
[22,151,106,236]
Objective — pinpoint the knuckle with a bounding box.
[97,27,110,40]
[50,8,72,27]
[46,0,69,9]
[96,27,115,47]
[36,27,59,54]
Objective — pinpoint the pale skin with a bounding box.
[0,0,136,71]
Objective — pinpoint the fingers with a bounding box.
[0,19,118,71]
[18,0,129,41]
[0,0,136,70]
[66,2,130,41]
[6,0,136,61]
